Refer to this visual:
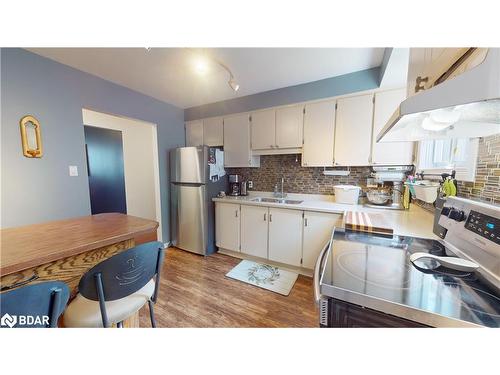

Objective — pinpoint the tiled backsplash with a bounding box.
[457,134,500,205]
[227,135,500,203]
[226,154,371,195]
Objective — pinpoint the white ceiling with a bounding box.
[28,48,386,108]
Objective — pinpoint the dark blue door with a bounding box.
[84,126,127,214]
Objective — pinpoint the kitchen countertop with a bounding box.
[213,192,438,240]
[0,213,159,275]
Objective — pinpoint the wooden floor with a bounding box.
[139,247,318,327]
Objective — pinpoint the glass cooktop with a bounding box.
[320,230,500,327]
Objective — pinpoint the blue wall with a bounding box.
[0,48,185,241]
[184,67,380,121]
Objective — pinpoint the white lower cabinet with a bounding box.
[302,211,340,269]
[268,208,303,267]
[240,205,269,258]
[216,202,339,272]
[215,203,240,252]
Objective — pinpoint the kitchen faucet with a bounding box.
[274,177,287,198]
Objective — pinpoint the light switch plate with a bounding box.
[69,165,78,176]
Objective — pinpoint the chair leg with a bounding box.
[148,299,156,328]
[117,321,123,328]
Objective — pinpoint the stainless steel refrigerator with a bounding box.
[170,146,227,255]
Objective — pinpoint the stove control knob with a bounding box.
[449,209,466,222]
[441,206,451,216]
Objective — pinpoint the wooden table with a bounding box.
[0,213,159,327]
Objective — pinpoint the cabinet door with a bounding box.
[223,114,256,167]
[203,117,223,146]
[372,89,414,165]
[215,203,240,251]
[302,212,340,269]
[185,120,203,147]
[241,205,269,258]
[334,94,374,166]
[275,105,304,149]
[268,208,303,266]
[251,109,276,150]
[302,100,336,167]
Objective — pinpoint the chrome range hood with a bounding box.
[377,48,500,142]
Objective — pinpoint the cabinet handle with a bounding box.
[269,214,272,222]
[304,218,308,227]
[264,213,267,221]
[270,145,274,148]
[235,210,238,218]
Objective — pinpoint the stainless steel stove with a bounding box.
[315,197,500,328]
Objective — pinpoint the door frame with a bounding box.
[82,108,163,242]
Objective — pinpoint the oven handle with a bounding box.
[314,226,335,305]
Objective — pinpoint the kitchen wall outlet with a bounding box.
[69,165,78,176]
[248,180,253,189]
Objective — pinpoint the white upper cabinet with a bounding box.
[302,100,336,167]
[268,208,303,267]
[223,114,260,168]
[240,205,269,259]
[372,89,414,165]
[302,212,339,269]
[185,120,203,147]
[275,105,304,149]
[251,109,276,150]
[334,94,374,166]
[203,117,224,146]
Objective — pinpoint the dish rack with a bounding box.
[405,170,456,204]
[405,181,441,203]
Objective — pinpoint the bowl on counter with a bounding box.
[366,189,391,205]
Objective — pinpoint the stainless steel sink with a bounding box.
[250,197,303,204]
[250,197,279,203]
[282,199,303,204]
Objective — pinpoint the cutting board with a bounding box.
[344,211,394,235]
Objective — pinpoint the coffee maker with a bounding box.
[229,174,241,196]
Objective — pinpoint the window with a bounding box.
[417,138,479,182]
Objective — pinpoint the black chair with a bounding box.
[0,281,70,328]
[63,241,165,328]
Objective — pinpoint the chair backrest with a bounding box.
[78,241,164,302]
[0,281,70,328]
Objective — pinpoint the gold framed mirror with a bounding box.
[20,115,43,158]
